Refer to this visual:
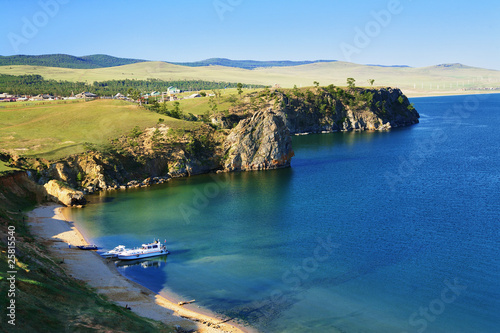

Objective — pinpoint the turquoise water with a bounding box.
[70,94,500,332]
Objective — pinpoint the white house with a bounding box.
[167,86,180,94]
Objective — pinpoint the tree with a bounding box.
[346,77,356,89]
[368,79,375,86]
[237,83,243,98]
[170,101,183,119]
[313,81,320,87]
[212,89,222,101]
[128,88,141,105]
[208,96,218,114]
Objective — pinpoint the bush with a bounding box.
[76,171,84,182]
[129,126,142,138]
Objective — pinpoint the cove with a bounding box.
[69,94,500,332]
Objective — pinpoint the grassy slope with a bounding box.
[0,161,18,173]
[0,99,198,159]
[0,175,172,332]
[0,61,499,95]
[176,88,261,116]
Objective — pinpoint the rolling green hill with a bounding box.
[0,54,342,70]
[1,61,499,96]
[0,54,146,69]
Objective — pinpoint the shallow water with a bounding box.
[70,94,500,332]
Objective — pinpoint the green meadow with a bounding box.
[0,99,197,160]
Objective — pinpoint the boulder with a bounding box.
[43,180,86,206]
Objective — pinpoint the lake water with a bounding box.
[69,94,500,332]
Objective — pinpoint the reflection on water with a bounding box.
[115,256,169,293]
[115,256,168,269]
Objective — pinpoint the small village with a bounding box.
[0,86,206,103]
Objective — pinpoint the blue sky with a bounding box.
[1,0,499,69]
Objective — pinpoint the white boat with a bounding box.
[101,245,128,258]
[117,240,169,260]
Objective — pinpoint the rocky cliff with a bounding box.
[280,87,419,134]
[221,86,417,170]
[5,87,418,206]
[223,108,294,171]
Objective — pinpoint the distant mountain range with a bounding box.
[0,54,412,70]
[170,58,338,69]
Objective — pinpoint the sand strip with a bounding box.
[28,204,249,333]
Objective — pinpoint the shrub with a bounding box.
[129,126,142,138]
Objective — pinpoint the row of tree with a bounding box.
[0,74,262,96]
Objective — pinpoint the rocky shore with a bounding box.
[5,87,419,206]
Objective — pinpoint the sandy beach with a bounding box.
[27,204,249,333]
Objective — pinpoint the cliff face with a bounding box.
[281,87,419,134]
[223,108,294,171]
[0,171,85,207]
[0,171,45,204]
[7,87,418,206]
[221,87,418,170]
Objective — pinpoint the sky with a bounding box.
[1,0,499,69]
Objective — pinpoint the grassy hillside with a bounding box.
[0,54,339,70]
[1,61,498,96]
[0,161,18,174]
[0,99,197,159]
[0,54,146,69]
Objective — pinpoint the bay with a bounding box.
[69,93,500,332]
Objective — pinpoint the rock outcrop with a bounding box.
[282,87,419,134]
[223,108,294,171]
[43,180,86,206]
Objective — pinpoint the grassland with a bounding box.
[1,61,499,96]
[172,88,260,116]
[0,99,198,159]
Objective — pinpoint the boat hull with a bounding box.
[117,250,169,261]
[76,245,98,250]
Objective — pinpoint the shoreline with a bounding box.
[27,203,252,333]
[404,90,500,98]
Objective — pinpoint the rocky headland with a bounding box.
[3,86,418,206]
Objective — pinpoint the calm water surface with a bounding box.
[70,94,500,332]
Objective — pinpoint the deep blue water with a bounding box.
[69,94,500,332]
